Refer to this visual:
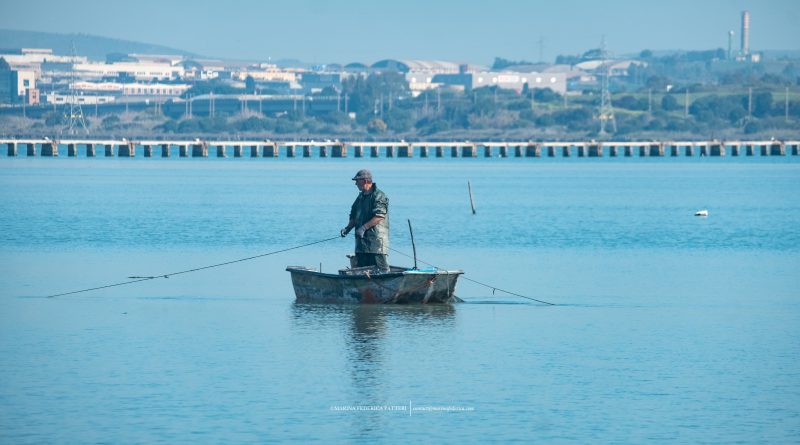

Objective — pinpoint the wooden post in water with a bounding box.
[467,180,476,215]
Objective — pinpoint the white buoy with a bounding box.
[695,210,709,217]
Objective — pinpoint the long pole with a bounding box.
[468,180,476,215]
[407,219,418,270]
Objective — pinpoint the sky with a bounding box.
[1,0,798,65]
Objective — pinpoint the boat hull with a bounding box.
[286,266,463,304]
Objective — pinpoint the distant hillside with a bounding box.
[0,29,200,61]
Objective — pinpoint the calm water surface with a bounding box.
[1,156,798,443]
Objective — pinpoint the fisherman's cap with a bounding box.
[352,169,372,181]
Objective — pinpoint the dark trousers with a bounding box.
[355,253,389,271]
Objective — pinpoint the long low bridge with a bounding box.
[1,138,799,158]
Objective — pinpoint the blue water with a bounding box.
[1,156,799,443]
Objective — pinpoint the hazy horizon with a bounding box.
[1,0,799,65]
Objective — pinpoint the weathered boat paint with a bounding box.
[286,266,463,304]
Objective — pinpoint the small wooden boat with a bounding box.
[286,265,463,304]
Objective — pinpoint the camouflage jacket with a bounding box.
[349,184,389,254]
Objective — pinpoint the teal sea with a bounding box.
[1,154,799,443]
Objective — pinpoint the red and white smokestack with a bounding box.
[741,10,750,56]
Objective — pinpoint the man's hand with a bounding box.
[355,226,366,238]
[340,227,351,237]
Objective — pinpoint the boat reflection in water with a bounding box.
[290,303,456,430]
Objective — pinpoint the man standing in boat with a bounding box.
[340,169,390,272]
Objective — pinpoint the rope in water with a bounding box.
[43,236,341,298]
[388,247,556,306]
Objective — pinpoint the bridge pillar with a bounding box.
[302,146,312,157]
[285,146,294,158]
[333,144,347,158]
[370,146,380,158]
[435,146,444,157]
[86,144,96,157]
[639,146,648,157]
[386,146,395,157]
[27,143,36,156]
[398,145,411,157]
[588,144,602,157]
[192,143,207,157]
[624,146,633,157]
[105,144,115,157]
[731,144,740,156]
[354,146,363,158]
[685,145,694,156]
[144,145,153,157]
[563,146,572,157]
[699,145,708,157]
[526,144,541,157]
[770,142,785,156]
[609,146,619,157]
[179,145,189,157]
[161,144,170,157]
[547,146,556,157]
[419,146,429,158]
[319,145,328,157]
[499,146,509,158]
[217,145,227,157]
[263,143,278,157]
[450,146,459,158]
[118,142,135,157]
[710,143,724,156]
[68,143,77,157]
[252,145,261,157]
[41,141,58,157]
[670,145,679,157]
[790,144,799,156]
[483,145,492,157]
[650,143,664,157]
[745,144,754,156]
[512,145,522,157]
[6,142,17,156]
[578,146,587,157]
